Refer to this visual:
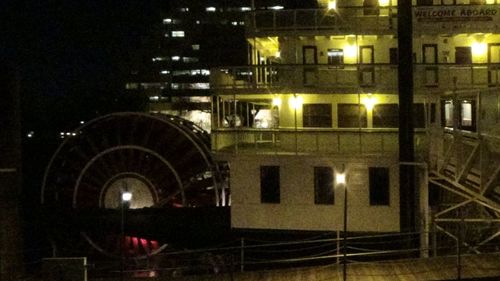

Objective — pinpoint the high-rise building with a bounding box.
[127,1,317,132]
[209,0,500,252]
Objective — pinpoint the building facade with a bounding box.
[210,0,500,242]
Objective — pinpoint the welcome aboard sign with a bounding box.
[414,5,499,22]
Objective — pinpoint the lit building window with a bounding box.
[441,100,454,128]
[160,70,170,75]
[171,56,180,61]
[269,6,284,10]
[196,20,201,24]
[183,57,199,63]
[206,7,216,12]
[152,57,168,62]
[460,100,476,131]
[192,44,200,50]
[241,7,251,11]
[163,18,172,24]
[180,7,189,12]
[201,69,210,76]
[172,31,185,37]
[327,48,344,65]
[231,21,238,26]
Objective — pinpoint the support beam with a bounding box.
[398,0,416,235]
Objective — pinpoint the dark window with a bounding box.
[417,0,433,5]
[441,100,454,128]
[455,47,472,64]
[369,167,390,206]
[389,48,398,64]
[413,103,426,128]
[303,104,332,128]
[260,166,280,203]
[314,167,334,205]
[338,104,367,128]
[373,104,399,128]
[328,48,344,65]
[363,0,379,15]
[430,103,436,123]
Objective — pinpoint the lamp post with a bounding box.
[336,170,347,281]
[121,191,132,281]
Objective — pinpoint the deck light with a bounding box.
[361,94,376,111]
[328,1,336,10]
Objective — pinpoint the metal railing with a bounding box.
[211,127,428,156]
[210,64,500,92]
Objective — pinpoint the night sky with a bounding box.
[3,1,159,134]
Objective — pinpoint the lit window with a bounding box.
[327,48,344,65]
[239,21,245,25]
[241,7,251,11]
[163,18,172,24]
[172,56,180,61]
[206,7,216,12]
[201,69,210,76]
[196,20,201,24]
[182,57,199,63]
[190,70,201,76]
[269,5,284,10]
[160,70,170,75]
[172,31,185,37]
[441,100,454,128]
[460,100,476,131]
[231,21,238,26]
[180,7,189,12]
[314,167,334,205]
[369,167,390,206]
[261,166,280,204]
[192,44,200,50]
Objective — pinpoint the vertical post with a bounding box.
[0,60,23,281]
[343,184,348,281]
[240,238,245,273]
[336,168,347,281]
[336,230,340,264]
[121,201,125,281]
[398,0,416,243]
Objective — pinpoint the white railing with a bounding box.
[211,64,500,91]
[212,128,428,155]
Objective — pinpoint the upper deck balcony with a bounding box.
[210,63,500,94]
[245,5,500,36]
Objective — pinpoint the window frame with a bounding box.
[260,166,280,204]
[369,167,390,206]
[303,103,332,128]
[314,167,335,205]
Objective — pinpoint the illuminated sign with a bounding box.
[414,6,499,22]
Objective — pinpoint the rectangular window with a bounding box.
[338,104,367,128]
[455,47,472,64]
[373,104,399,128]
[260,166,280,203]
[369,167,390,206]
[441,100,454,128]
[389,48,398,64]
[327,48,344,65]
[314,167,334,205]
[460,99,476,131]
[303,104,332,128]
[172,31,185,37]
[413,103,426,128]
